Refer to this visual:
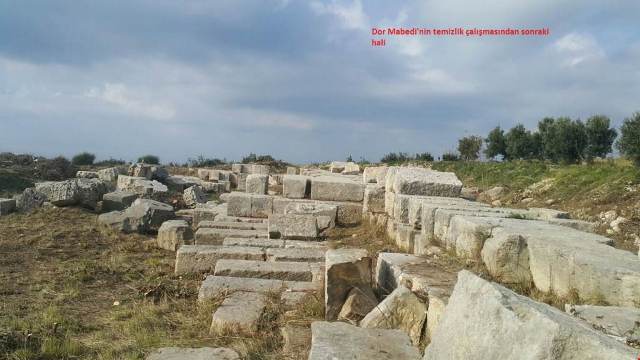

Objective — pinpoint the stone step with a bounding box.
[308,322,420,360]
[266,247,326,262]
[222,237,285,248]
[198,276,320,301]
[146,347,240,360]
[175,245,265,274]
[210,291,266,334]
[214,215,267,224]
[194,228,267,245]
[198,221,268,231]
[214,259,322,282]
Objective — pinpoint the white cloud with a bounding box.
[310,0,369,30]
[553,32,605,67]
[85,83,176,121]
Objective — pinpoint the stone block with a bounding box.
[146,347,239,360]
[565,304,640,344]
[198,275,319,301]
[246,174,268,194]
[0,198,16,215]
[210,291,265,334]
[157,219,193,251]
[310,176,364,202]
[325,248,371,320]
[283,175,310,199]
[194,228,266,245]
[214,259,321,282]
[266,247,326,262]
[174,245,264,274]
[286,166,299,175]
[392,167,462,197]
[337,286,378,325]
[102,191,138,212]
[363,184,385,214]
[268,213,318,240]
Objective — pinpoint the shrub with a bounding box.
[137,155,160,165]
[584,115,617,160]
[94,158,126,167]
[71,152,95,166]
[187,155,226,167]
[617,111,640,166]
[442,152,459,161]
[36,156,77,181]
[457,136,483,161]
[241,153,276,164]
[538,117,587,164]
[505,124,538,160]
[484,127,507,160]
[415,152,434,161]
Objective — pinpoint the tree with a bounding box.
[415,152,434,161]
[617,111,640,166]
[484,127,507,160]
[505,124,536,160]
[137,155,160,164]
[584,115,617,160]
[346,154,354,162]
[442,152,459,161]
[539,117,587,163]
[457,136,483,161]
[72,152,96,166]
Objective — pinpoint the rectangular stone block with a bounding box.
[268,213,318,240]
[363,184,385,214]
[362,166,388,184]
[197,221,268,231]
[266,248,326,262]
[157,219,193,251]
[286,166,299,175]
[310,176,364,202]
[195,228,267,245]
[175,245,265,274]
[245,174,268,194]
[226,192,252,217]
[223,237,285,248]
[198,275,320,302]
[283,175,310,199]
[391,167,462,197]
[214,259,321,282]
[210,291,265,334]
[325,249,371,320]
[250,194,273,218]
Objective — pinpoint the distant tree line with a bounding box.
[380,152,434,164]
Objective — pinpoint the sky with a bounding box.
[1,0,639,164]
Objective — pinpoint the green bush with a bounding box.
[36,156,76,181]
[457,136,483,161]
[441,152,459,161]
[505,124,538,160]
[137,155,160,165]
[94,158,126,167]
[617,111,640,166]
[71,152,96,166]
[187,155,226,167]
[484,127,507,160]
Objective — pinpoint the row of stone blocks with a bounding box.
[282,174,365,202]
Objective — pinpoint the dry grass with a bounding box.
[0,207,290,359]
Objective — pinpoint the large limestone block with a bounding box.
[284,202,337,228]
[226,192,252,217]
[214,259,320,282]
[268,213,318,240]
[325,249,371,320]
[565,304,640,343]
[223,237,285,249]
[363,184,385,214]
[116,175,168,196]
[36,178,108,209]
[308,322,420,360]
[392,167,462,197]
[337,286,378,325]
[424,270,637,359]
[157,219,193,251]
[195,228,266,245]
[128,163,168,181]
[0,198,16,215]
[174,245,264,274]
[360,286,427,346]
[210,291,265,334]
[231,163,248,173]
[250,164,269,174]
[76,170,98,179]
[102,191,138,212]
[197,221,267,231]
[283,175,310,199]
[146,347,239,360]
[198,275,319,301]
[329,161,360,175]
[245,174,268,194]
[266,247,326,263]
[250,194,273,218]
[183,185,207,208]
[310,176,364,202]
[97,167,122,189]
[14,188,46,212]
[286,166,299,175]
[362,166,388,184]
[98,198,175,234]
[481,227,532,285]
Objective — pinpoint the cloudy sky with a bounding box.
[1,0,639,163]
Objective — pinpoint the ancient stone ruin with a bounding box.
[3,160,639,359]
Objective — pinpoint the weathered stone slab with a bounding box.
[266,248,326,262]
[36,178,108,209]
[250,194,273,218]
[98,198,175,234]
[246,174,268,194]
[329,161,360,175]
[363,184,385,214]
[14,188,46,212]
[310,176,364,202]
[360,286,426,346]
[308,322,420,360]
[284,202,337,229]
[424,270,636,359]
[286,166,299,175]
[231,163,249,173]
[198,275,319,301]
[116,175,168,196]
[174,245,264,274]
[250,164,269,175]
[325,249,371,320]
[226,192,252,217]
[157,219,193,251]
[146,347,240,360]
[222,237,285,248]
[565,304,640,343]
[363,166,388,184]
[281,325,311,357]
[198,221,267,231]
[527,207,569,220]
[195,228,267,245]
[210,291,265,334]
[76,170,98,179]
[283,175,310,199]
[102,191,138,212]
[268,213,318,240]
[97,167,123,190]
[284,240,328,249]
[0,198,16,215]
[129,163,168,181]
[391,167,462,197]
[183,185,207,208]
[214,215,266,223]
[214,259,321,282]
